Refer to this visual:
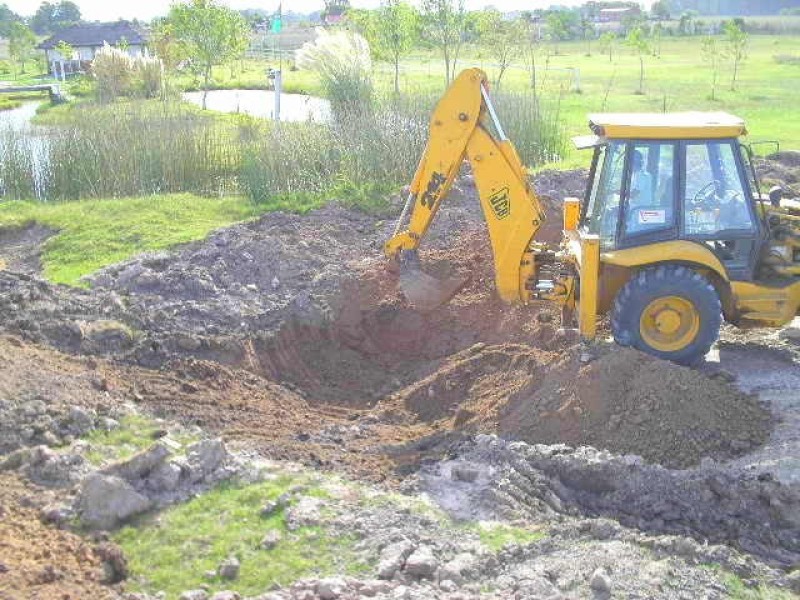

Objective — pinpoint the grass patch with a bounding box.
[701,565,795,599]
[720,572,796,600]
[0,194,265,286]
[469,521,546,552]
[115,477,367,599]
[82,413,197,466]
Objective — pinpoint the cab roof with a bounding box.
[587,111,747,140]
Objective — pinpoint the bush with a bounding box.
[92,44,164,102]
[295,28,374,118]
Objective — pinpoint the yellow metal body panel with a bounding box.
[578,235,600,339]
[730,280,800,327]
[385,67,546,305]
[385,68,485,257]
[588,111,747,139]
[466,127,544,303]
[601,241,730,281]
[563,198,580,231]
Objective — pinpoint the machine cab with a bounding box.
[578,112,762,280]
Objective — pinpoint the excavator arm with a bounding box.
[385,68,549,308]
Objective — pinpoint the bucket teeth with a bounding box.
[398,250,468,311]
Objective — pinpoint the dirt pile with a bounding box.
[0,472,118,600]
[500,347,771,468]
[756,151,800,193]
[427,436,800,568]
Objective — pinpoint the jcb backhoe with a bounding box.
[385,68,800,365]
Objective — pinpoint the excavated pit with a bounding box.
[216,245,772,470]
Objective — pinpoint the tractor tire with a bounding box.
[611,265,721,366]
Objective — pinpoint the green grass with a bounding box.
[115,477,367,599]
[0,194,265,286]
[463,521,546,552]
[701,565,796,599]
[203,35,800,167]
[82,414,197,466]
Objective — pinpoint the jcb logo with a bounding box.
[489,188,510,219]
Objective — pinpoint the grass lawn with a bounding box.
[0,194,264,286]
[236,34,800,166]
[114,476,366,599]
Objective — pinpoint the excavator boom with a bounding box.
[385,68,547,309]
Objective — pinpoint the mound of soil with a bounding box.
[0,472,116,600]
[501,347,771,468]
[0,168,776,474]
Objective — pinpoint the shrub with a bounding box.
[92,44,165,102]
[295,28,374,118]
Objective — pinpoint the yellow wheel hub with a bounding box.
[639,295,700,353]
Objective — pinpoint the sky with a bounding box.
[6,0,654,23]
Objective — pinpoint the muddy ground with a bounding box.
[1,163,800,598]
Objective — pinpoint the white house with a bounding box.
[37,21,148,75]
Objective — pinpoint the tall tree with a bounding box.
[651,0,671,20]
[476,9,521,88]
[0,4,22,37]
[8,22,36,77]
[373,0,420,94]
[724,19,747,91]
[626,26,650,94]
[168,0,250,109]
[544,10,575,55]
[323,0,351,20]
[421,0,466,86]
[31,1,81,34]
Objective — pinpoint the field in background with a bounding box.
[247,34,799,165]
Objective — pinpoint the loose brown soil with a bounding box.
[0,472,115,600]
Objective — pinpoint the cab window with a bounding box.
[683,141,755,236]
[623,142,677,238]
[584,141,625,249]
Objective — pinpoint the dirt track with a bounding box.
[1,165,800,596]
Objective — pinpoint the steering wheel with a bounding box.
[691,180,723,209]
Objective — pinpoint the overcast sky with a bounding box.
[7,0,652,22]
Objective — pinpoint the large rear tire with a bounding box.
[611,265,721,366]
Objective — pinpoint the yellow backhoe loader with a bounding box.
[385,68,800,365]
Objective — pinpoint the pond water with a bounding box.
[182,89,331,122]
[0,101,41,129]
[0,102,50,200]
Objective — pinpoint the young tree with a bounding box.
[8,22,36,77]
[580,16,595,56]
[421,0,466,86]
[545,10,574,55]
[626,26,650,94]
[651,0,671,20]
[168,0,250,109]
[701,34,721,100]
[724,19,747,91]
[599,31,616,63]
[150,17,191,93]
[476,9,521,88]
[519,12,539,91]
[374,1,419,94]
